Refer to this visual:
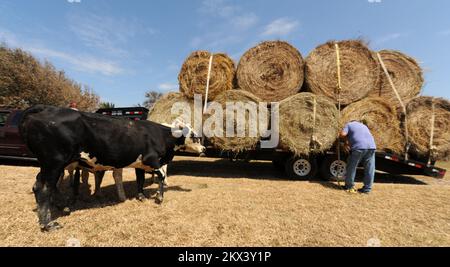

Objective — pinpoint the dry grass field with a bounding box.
[0,157,449,247]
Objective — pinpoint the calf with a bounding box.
[63,164,127,202]
[20,105,205,231]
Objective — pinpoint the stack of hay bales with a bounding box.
[236,41,305,102]
[147,39,449,160]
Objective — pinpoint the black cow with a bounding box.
[19,105,205,231]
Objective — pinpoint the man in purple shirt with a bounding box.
[340,120,376,194]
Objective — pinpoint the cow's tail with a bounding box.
[18,105,47,143]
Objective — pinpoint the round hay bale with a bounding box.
[279,92,339,156]
[305,40,381,105]
[206,90,262,152]
[341,97,405,154]
[178,51,235,100]
[236,41,304,102]
[148,92,195,126]
[370,50,423,104]
[406,97,450,161]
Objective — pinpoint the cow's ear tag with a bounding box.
[171,128,183,138]
[182,127,190,137]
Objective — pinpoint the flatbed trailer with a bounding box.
[176,141,447,181]
[6,106,443,181]
[95,107,446,181]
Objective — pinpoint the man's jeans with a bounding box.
[345,149,376,192]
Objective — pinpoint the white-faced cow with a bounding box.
[19,105,205,231]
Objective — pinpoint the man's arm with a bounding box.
[340,123,349,138]
[340,124,351,153]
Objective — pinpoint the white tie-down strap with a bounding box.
[203,54,214,114]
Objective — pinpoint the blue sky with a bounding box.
[1,0,449,106]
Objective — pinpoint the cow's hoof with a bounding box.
[155,194,164,205]
[137,193,147,202]
[41,221,62,232]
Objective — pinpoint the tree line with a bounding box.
[1,44,164,112]
[0,44,100,111]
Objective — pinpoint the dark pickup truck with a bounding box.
[0,106,149,162]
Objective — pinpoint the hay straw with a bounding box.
[279,92,339,156]
[406,96,450,161]
[178,51,235,100]
[206,90,262,152]
[236,41,305,102]
[371,50,423,105]
[341,97,405,154]
[305,40,381,105]
[148,92,195,126]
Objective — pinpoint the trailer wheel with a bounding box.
[320,155,347,181]
[285,156,318,180]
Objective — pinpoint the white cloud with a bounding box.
[368,0,382,3]
[158,83,178,91]
[189,33,244,50]
[68,13,157,57]
[374,33,407,45]
[231,13,259,30]
[67,0,81,3]
[199,0,239,18]
[261,18,299,37]
[192,2,260,50]
[29,47,123,76]
[0,29,123,76]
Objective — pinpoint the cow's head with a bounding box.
[32,174,54,231]
[171,119,206,155]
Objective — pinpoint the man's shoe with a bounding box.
[358,188,371,194]
[341,186,357,194]
[346,188,358,194]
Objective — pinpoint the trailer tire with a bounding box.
[320,155,347,181]
[285,156,318,180]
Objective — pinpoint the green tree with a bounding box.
[143,91,163,110]
[99,102,116,109]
